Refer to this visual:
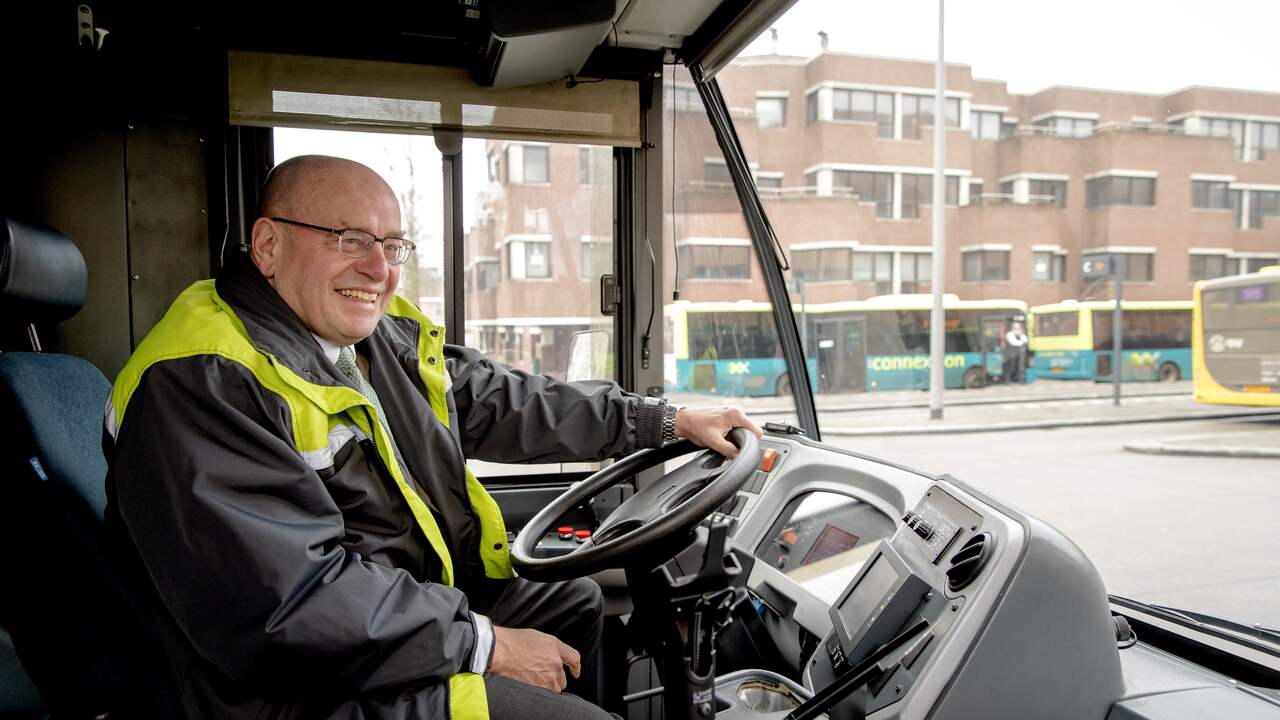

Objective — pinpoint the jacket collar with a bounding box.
[215,253,354,390]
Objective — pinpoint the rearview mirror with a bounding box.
[566,330,611,382]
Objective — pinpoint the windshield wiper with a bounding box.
[1111,595,1280,649]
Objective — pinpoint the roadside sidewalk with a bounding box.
[814,398,1277,437]
[1123,419,1280,459]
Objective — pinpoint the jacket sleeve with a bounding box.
[109,355,484,694]
[444,344,666,463]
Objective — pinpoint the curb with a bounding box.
[820,409,1280,437]
[725,388,1191,415]
[1122,441,1280,459]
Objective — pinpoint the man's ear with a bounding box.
[250,217,279,279]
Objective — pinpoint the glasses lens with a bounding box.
[336,230,375,258]
[384,239,413,265]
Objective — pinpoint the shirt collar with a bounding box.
[312,333,344,364]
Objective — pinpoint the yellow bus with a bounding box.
[1193,266,1280,406]
[1028,300,1193,382]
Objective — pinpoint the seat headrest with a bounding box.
[1,218,88,323]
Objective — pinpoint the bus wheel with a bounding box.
[1158,362,1181,382]
[963,366,988,389]
[776,373,791,398]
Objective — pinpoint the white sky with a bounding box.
[741,0,1280,95]
[275,0,1278,266]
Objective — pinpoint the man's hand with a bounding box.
[489,626,581,693]
[673,406,763,458]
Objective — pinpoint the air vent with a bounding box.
[946,532,994,592]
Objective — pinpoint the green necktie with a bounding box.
[336,346,403,464]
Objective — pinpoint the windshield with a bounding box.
[705,0,1280,630]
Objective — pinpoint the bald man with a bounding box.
[105,155,759,720]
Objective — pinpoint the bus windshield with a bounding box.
[700,0,1279,634]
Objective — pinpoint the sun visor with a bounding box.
[228,50,641,147]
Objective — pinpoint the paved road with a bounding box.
[823,415,1280,629]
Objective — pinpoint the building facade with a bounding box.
[464,51,1280,373]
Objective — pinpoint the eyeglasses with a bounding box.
[271,217,416,266]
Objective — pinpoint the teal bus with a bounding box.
[1028,300,1193,382]
[665,296,1027,397]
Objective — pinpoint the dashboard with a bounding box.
[695,431,1280,720]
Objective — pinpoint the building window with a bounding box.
[703,161,732,185]
[580,241,599,280]
[755,174,783,194]
[1086,176,1156,208]
[1200,117,1246,159]
[1191,180,1235,209]
[962,250,1010,281]
[806,91,818,125]
[678,244,751,280]
[508,239,551,279]
[1246,190,1280,230]
[476,260,500,290]
[579,147,591,185]
[1189,254,1231,281]
[900,253,932,293]
[756,96,786,129]
[1110,253,1154,282]
[1028,179,1067,208]
[1036,116,1094,138]
[970,110,1002,140]
[792,248,851,282]
[968,180,984,204]
[831,89,894,138]
[902,95,961,139]
[834,170,894,218]
[1248,121,1280,161]
[900,175,960,218]
[1244,257,1279,273]
[1032,252,1066,282]
[522,145,549,183]
[853,251,893,294]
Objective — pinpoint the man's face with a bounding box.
[254,161,404,346]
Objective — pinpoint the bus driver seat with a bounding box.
[0,218,169,717]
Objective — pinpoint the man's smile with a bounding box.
[337,288,381,303]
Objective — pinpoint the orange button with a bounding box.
[759,448,778,473]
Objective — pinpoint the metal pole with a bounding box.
[1113,256,1124,406]
[929,0,947,420]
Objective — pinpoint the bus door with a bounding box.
[814,317,866,392]
[981,316,1009,379]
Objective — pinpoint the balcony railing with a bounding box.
[966,193,1060,207]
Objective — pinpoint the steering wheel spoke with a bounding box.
[511,429,761,582]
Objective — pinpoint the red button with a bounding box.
[557,526,574,540]
[574,529,592,543]
[759,448,778,473]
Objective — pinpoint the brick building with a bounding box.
[464,50,1280,372]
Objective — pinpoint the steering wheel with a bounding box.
[511,428,761,582]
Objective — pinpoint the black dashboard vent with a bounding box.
[946,532,994,592]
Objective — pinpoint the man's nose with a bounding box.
[353,243,390,281]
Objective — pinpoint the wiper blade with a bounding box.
[1150,604,1280,647]
[1111,595,1280,649]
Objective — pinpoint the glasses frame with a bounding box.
[270,217,416,266]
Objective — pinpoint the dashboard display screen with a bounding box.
[837,554,899,632]
[755,491,896,603]
[801,525,861,566]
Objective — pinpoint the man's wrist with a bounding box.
[662,404,680,442]
[635,396,667,448]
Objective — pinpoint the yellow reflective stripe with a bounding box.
[465,467,515,579]
[348,402,456,587]
[448,672,489,720]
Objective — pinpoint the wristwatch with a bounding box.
[662,403,679,443]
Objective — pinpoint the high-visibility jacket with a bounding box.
[105,256,662,719]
